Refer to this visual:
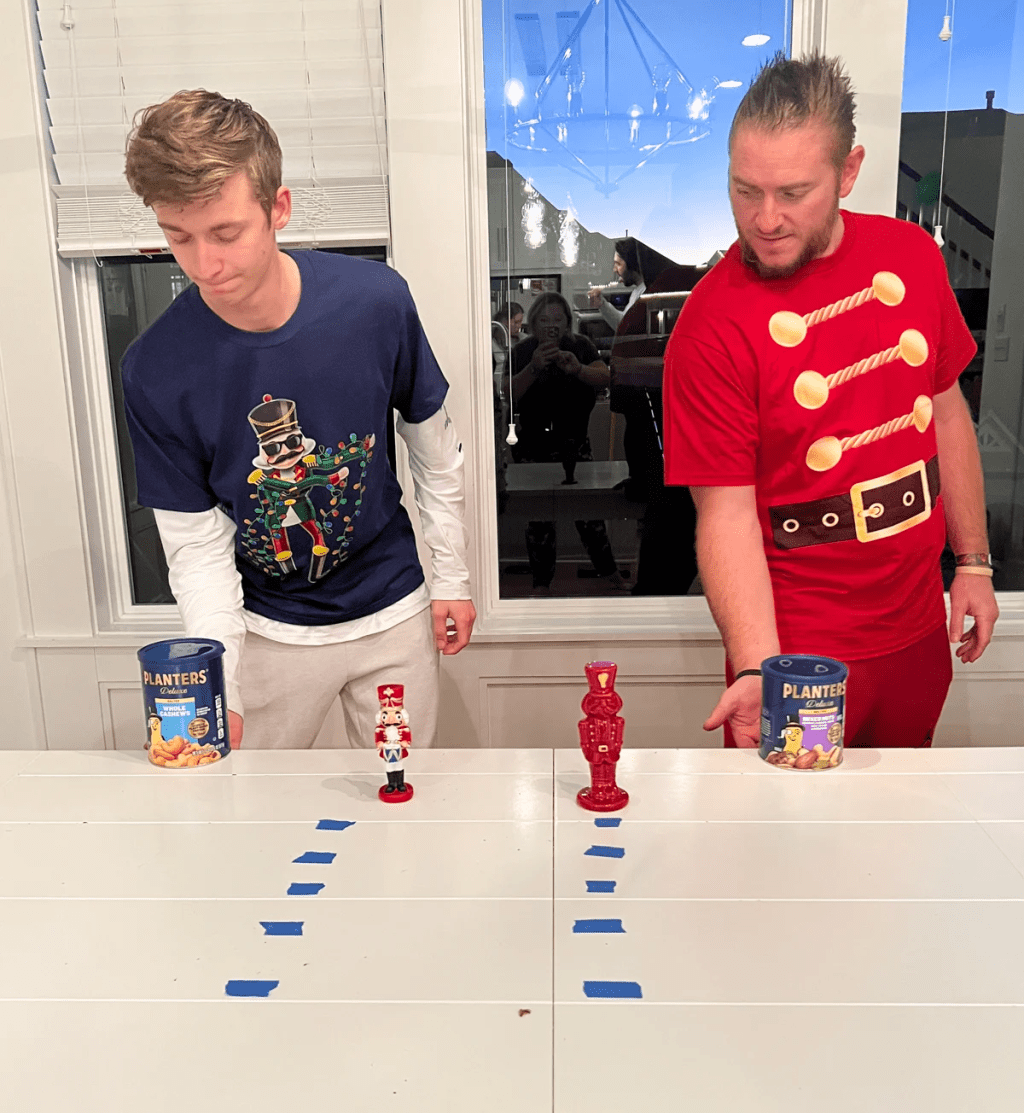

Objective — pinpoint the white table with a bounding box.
[2,746,1024,1111]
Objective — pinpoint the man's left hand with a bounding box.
[948,574,999,663]
[431,599,477,655]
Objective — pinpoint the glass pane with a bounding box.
[483,0,791,598]
[898,0,1024,589]
[97,247,388,606]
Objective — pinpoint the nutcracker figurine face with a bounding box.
[376,684,409,728]
[581,661,623,720]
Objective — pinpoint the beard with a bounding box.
[738,199,840,280]
[620,268,642,287]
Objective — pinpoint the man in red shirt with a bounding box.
[663,53,998,748]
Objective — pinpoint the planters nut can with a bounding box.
[138,639,229,768]
[759,654,847,770]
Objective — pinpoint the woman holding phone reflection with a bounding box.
[509,293,626,593]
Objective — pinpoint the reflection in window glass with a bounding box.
[483,0,791,598]
[97,248,388,606]
[899,0,1024,588]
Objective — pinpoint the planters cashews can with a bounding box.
[759,654,847,770]
[138,639,229,768]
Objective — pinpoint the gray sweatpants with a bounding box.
[238,607,439,749]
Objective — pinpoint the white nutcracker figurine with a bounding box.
[375,684,413,803]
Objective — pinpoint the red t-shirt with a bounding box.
[663,212,976,661]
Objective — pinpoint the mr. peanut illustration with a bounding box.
[247,395,347,582]
[781,714,804,754]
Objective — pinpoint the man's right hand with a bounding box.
[587,287,602,308]
[228,710,243,749]
[703,674,761,748]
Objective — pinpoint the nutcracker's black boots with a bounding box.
[385,769,400,793]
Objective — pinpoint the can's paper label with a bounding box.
[139,640,229,769]
[759,655,847,770]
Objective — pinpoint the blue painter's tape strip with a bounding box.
[260,921,303,936]
[316,819,355,831]
[287,882,325,896]
[292,851,336,864]
[583,980,642,999]
[584,845,625,858]
[594,817,621,827]
[573,919,625,934]
[585,880,616,893]
[225,980,279,998]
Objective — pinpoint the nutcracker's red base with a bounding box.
[379,783,413,803]
[576,785,629,812]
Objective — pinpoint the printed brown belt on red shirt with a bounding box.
[769,455,940,550]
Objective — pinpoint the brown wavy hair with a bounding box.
[125,89,282,220]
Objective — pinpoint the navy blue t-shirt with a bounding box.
[121,251,448,626]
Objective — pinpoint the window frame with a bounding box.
[62,257,182,634]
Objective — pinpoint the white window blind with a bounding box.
[36,0,390,257]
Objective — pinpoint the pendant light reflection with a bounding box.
[521,181,547,249]
[558,205,580,266]
[743,0,770,48]
[505,0,716,196]
[939,15,952,41]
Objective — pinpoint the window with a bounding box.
[483,0,792,598]
[899,0,1024,589]
[35,0,389,257]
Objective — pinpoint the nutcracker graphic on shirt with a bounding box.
[241,394,375,584]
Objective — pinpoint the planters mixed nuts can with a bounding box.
[138,639,229,768]
[759,654,847,770]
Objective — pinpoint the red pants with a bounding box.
[725,623,953,749]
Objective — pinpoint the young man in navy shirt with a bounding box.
[122,90,475,748]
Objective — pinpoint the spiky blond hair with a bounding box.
[730,52,857,170]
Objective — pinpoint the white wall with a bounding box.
[0,0,83,745]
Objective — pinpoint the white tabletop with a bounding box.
[2,746,1024,1112]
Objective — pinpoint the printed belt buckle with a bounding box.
[850,459,931,543]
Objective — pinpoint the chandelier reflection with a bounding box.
[507,0,715,195]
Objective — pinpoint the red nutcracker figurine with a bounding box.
[375,684,413,803]
[576,661,629,812]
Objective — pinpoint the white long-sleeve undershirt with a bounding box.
[153,405,471,718]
